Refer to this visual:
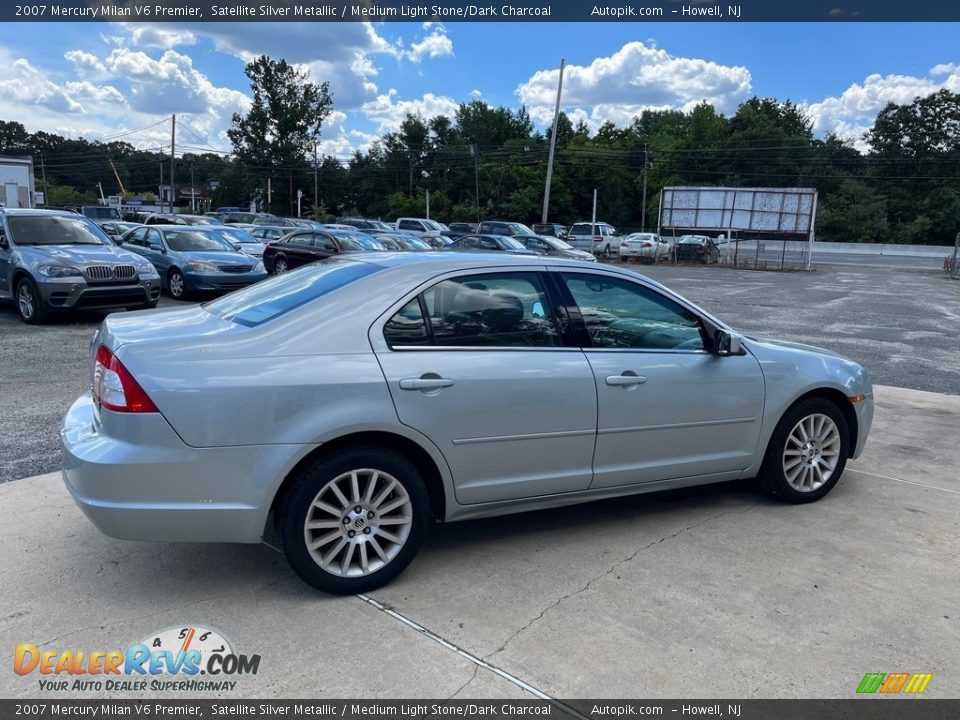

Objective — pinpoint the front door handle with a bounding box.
[399,376,455,391]
[606,373,647,387]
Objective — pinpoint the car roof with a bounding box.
[2,208,83,217]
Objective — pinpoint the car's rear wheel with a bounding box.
[277,446,430,594]
[758,397,849,503]
[274,256,289,274]
[16,278,48,324]
[168,269,187,300]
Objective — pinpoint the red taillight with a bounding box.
[620,242,628,247]
[93,345,158,413]
[641,242,653,248]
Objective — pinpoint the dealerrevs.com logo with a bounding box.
[14,625,261,692]
[857,672,933,695]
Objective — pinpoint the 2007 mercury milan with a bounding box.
[61,253,873,594]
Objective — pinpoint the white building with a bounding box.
[0,155,37,208]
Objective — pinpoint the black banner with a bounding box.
[2,700,960,720]
[4,0,960,23]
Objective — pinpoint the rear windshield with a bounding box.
[8,215,108,246]
[204,260,383,327]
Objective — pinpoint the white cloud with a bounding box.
[64,49,105,75]
[803,70,959,148]
[0,57,83,113]
[404,25,454,63]
[470,89,483,99]
[517,41,752,129]
[360,89,460,133]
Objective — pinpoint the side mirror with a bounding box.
[715,329,745,356]
[149,243,163,252]
[232,243,242,251]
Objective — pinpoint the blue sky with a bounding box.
[1,22,958,157]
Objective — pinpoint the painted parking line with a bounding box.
[847,468,960,496]
[355,593,589,718]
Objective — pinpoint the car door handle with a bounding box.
[399,377,455,391]
[606,374,647,387]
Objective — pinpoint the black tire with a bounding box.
[16,277,48,324]
[276,446,430,595]
[758,397,849,503]
[273,256,289,274]
[167,269,187,300]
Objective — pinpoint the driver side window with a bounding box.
[561,273,706,351]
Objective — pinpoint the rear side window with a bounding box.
[205,260,383,327]
[384,272,560,349]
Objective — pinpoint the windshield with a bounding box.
[406,237,431,250]
[165,230,236,252]
[332,231,384,250]
[543,236,574,250]
[422,219,444,231]
[8,215,108,246]
[83,207,121,220]
[213,227,258,244]
[508,223,535,235]
[500,236,526,250]
[204,260,383,327]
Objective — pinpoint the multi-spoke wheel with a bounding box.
[16,278,47,324]
[168,269,187,300]
[759,398,849,503]
[277,446,430,594]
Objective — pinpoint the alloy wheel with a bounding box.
[17,283,35,320]
[303,468,413,577]
[782,413,842,492]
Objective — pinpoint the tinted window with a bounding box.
[398,220,419,231]
[384,298,430,347]
[8,215,107,246]
[125,227,148,246]
[562,273,705,351]
[421,273,559,348]
[205,260,383,327]
[164,231,233,252]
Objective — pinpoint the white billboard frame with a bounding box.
[658,186,818,270]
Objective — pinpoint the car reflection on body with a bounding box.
[62,253,873,595]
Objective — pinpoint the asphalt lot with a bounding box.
[2,260,957,485]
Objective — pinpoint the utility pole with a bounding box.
[313,141,318,212]
[541,58,565,224]
[169,114,176,214]
[640,144,649,231]
[159,160,163,208]
[470,144,480,223]
[591,188,597,225]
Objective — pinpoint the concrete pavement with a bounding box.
[1,385,957,699]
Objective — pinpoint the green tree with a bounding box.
[227,55,333,215]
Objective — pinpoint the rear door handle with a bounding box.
[606,374,647,387]
[399,377,455,391]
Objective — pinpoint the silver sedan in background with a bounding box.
[62,253,873,594]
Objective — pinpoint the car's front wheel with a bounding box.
[167,269,187,300]
[16,278,48,324]
[277,446,430,594]
[758,397,849,503]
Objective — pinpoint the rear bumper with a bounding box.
[60,393,299,543]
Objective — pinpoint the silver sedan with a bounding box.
[62,253,873,594]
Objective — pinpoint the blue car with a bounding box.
[120,225,267,299]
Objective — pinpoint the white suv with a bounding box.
[395,217,445,238]
[567,222,620,257]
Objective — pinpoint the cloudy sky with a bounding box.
[1,22,958,157]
